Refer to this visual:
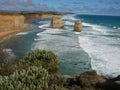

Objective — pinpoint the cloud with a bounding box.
[0,0,120,15]
[55,0,120,15]
[0,0,50,11]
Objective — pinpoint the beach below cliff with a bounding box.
[0,26,29,43]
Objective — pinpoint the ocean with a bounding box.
[1,14,120,78]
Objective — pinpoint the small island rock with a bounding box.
[50,16,64,28]
[74,20,82,32]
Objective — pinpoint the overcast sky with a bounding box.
[0,0,120,16]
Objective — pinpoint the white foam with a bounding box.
[74,32,80,35]
[83,22,109,34]
[16,32,28,35]
[78,35,120,78]
[38,23,49,29]
[113,26,117,29]
[64,21,74,26]
[34,38,41,41]
[63,15,78,21]
[83,22,93,27]
[34,38,46,41]
[36,28,63,36]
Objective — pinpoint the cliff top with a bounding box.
[0,11,71,15]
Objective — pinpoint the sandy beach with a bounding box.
[0,24,29,44]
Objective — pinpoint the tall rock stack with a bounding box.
[74,20,82,32]
[50,16,64,28]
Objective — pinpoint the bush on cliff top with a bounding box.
[0,66,49,90]
[19,49,60,74]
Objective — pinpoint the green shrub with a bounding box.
[0,66,49,90]
[0,49,67,90]
[19,49,60,74]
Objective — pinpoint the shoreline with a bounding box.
[0,24,29,44]
[0,30,26,44]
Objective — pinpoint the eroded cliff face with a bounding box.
[0,14,28,41]
[0,14,28,32]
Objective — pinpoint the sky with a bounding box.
[0,0,120,16]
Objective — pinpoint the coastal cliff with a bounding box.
[0,11,63,42]
[0,14,28,31]
[0,14,28,41]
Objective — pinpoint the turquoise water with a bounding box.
[1,15,120,77]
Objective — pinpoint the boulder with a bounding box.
[50,16,64,28]
[74,20,82,32]
[66,70,106,88]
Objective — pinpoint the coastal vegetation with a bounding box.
[19,49,60,74]
[0,49,120,90]
[0,49,66,90]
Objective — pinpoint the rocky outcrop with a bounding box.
[50,16,64,28]
[74,20,82,32]
[65,70,120,90]
[66,71,106,88]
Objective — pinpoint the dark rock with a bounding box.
[65,70,120,90]
[65,70,106,90]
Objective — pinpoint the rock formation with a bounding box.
[50,16,64,28]
[74,20,82,32]
[65,70,120,90]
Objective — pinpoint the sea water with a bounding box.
[74,15,120,78]
[1,15,120,78]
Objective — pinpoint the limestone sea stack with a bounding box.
[74,20,82,32]
[50,16,64,28]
